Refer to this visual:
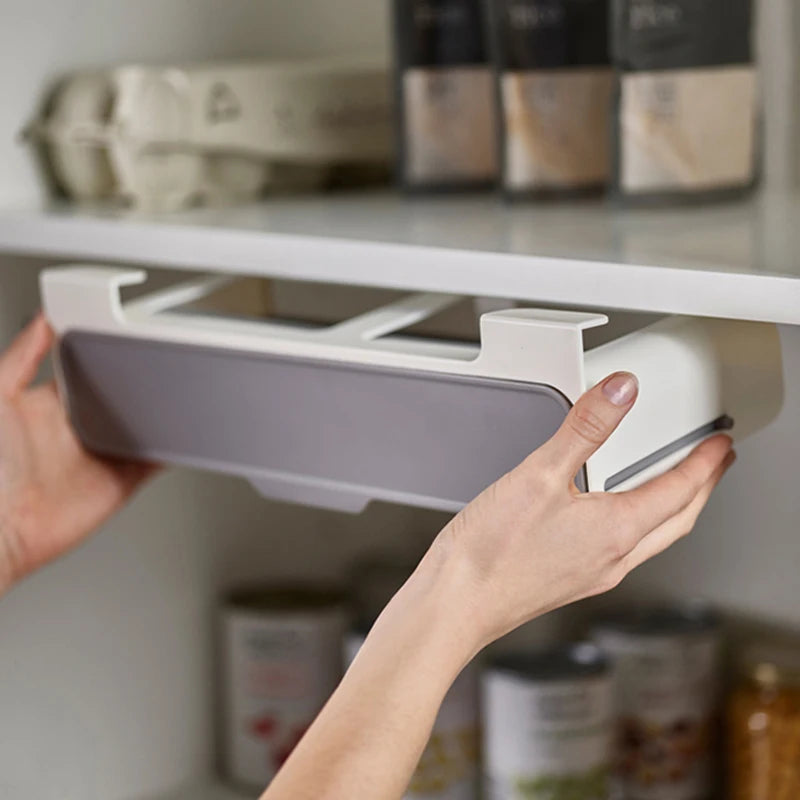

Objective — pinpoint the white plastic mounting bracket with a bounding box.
[476,309,608,403]
[39,265,614,511]
[42,266,147,331]
[41,266,608,404]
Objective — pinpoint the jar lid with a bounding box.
[223,583,346,613]
[593,602,720,639]
[490,642,610,682]
[743,642,800,689]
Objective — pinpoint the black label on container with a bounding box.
[395,0,490,67]
[490,0,610,70]
[612,0,753,72]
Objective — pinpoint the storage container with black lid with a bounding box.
[611,0,759,204]
[488,0,614,198]
[393,0,499,191]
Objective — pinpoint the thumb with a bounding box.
[0,313,54,399]
[534,372,639,485]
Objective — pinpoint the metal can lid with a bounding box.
[593,603,720,639]
[223,583,346,614]
[489,643,609,682]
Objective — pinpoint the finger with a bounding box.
[0,313,54,398]
[534,372,639,482]
[622,450,736,571]
[617,435,733,537]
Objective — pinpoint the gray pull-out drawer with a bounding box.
[61,332,576,512]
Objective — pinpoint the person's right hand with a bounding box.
[424,371,735,654]
[260,372,734,800]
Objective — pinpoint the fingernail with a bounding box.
[602,372,639,407]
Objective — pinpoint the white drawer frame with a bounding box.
[41,266,784,511]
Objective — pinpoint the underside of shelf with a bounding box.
[1,191,800,325]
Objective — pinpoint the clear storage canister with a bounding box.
[728,643,800,800]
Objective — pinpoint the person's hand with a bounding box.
[0,314,156,594]
[425,371,735,653]
[259,374,735,800]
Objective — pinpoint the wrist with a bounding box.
[383,545,486,680]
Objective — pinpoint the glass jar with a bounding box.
[728,644,800,800]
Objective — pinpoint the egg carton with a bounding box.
[26,56,393,211]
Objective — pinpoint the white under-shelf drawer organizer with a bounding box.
[41,266,784,513]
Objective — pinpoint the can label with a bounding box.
[595,631,719,800]
[346,632,480,800]
[483,672,614,799]
[223,607,346,788]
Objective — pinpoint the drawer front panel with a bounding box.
[61,332,579,511]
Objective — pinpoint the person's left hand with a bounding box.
[0,313,156,594]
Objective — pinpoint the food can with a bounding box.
[483,643,614,800]
[345,629,481,800]
[593,605,722,800]
[220,585,348,790]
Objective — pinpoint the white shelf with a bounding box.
[2,191,800,324]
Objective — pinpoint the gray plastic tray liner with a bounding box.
[60,332,577,512]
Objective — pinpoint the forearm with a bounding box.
[261,550,479,800]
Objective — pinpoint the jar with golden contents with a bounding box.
[728,644,800,800]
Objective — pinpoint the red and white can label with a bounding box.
[222,605,347,789]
